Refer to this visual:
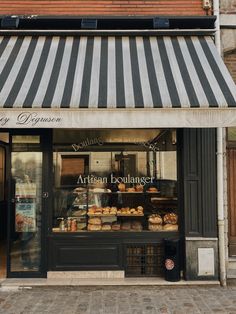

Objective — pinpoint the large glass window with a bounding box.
[52,129,178,233]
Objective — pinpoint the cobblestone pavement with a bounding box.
[0,285,236,314]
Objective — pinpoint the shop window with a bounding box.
[52,129,178,233]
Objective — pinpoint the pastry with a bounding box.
[101,223,112,231]
[137,206,144,214]
[110,207,117,214]
[88,207,96,215]
[163,224,178,231]
[121,222,131,231]
[131,221,142,231]
[148,214,163,224]
[103,207,110,214]
[137,206,143,211]
[112,222,121,231]
[88,224,101,231]
[135,184,143,192]
[94,207,103,213]
[88,217,101,225]
[127,187,136,192]
[163,213,178,225]
[121,207,129,214]
[118,183,126,192]
[148,223,163,231]
[148,187,158,192]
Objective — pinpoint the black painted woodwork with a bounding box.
[182,129,217,237]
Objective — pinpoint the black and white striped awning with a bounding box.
[0,35,236,128]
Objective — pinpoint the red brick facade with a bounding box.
[225,50,236,84]
[0,0,207,16]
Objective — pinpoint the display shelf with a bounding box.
[150,197,177,201]
[53,185,177,233]
[87,214,117,217]
[68,216,87,218]
[117,213,144,217]
[88,191,161,194]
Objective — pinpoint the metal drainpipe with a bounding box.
[213,0,227,286]
[217,128,227,287]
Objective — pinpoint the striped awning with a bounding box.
[0,34,236,128]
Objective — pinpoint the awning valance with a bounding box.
[0,35,235,128]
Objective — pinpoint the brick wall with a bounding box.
[224,50,236,83]
[0,0,207,16]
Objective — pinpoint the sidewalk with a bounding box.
[0,277,220,288]
[0,284,236,314]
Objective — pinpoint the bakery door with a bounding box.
[227,147,236,256]
[9,134,45,276]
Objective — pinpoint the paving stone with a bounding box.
[1,285,236,313]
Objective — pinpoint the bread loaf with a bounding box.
[148,214,162,225]
[88,217,101,225]
[121,222,131,231]
[112,222,121,231]
[163,224,178,231]
[148,223,163,231]
[101,223,112,231]
[131,221,142,231]
[163,213,178,224]
[88,224,101,231]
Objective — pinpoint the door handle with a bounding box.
[42,192,49,198]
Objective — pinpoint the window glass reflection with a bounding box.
[52,129,178,233]
[11,152,42,272]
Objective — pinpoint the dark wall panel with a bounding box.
[201,129,217,237]
[183,128,217,237]
[49,237,123,270]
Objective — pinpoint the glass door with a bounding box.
[9,134,45,276]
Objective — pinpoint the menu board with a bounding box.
[15,202,36,232]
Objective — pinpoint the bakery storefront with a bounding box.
[0,20,236,280]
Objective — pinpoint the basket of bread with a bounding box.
[148,212,178,231]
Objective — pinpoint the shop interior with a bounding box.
[52,129,178,234]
